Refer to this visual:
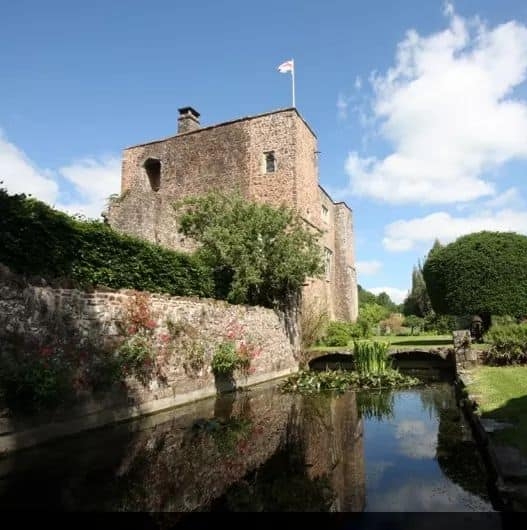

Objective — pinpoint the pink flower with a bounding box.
[145,319,157,330]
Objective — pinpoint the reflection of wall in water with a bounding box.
[0,383,367,512]
[104,387,366,512]
[301,391,365,512]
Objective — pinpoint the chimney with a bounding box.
[178,107,200,133]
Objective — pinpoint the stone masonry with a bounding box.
[0,272,299,451]
[106,107,358,322]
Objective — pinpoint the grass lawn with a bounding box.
[381,334,452,348]
[308,334,453,353]
[308,334,495,354]
[465,366,527,457]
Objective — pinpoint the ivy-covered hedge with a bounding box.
[0,188,213,297]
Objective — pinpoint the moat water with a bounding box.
[0,374,503,518]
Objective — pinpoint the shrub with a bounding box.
[175,192,323,308]
[349,322,369,339]
[491,315,517,327]
[0,346,75,412]
[423,314,458,334]
[379,313,405,336]
[0,341,123,413]
[300,301,328,348]
[396,327,412,336]
[211,341,245,376]
[355,318,372,339]
[484,324,527,365]
[323,322,353,347]
[0,188,213,297]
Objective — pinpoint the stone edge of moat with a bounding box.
[0,366,299,456]
[456,371,527,512]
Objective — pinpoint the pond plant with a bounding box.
[281,340,419,394]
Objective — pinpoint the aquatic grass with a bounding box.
[353,340,391,375]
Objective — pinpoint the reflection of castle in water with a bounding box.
[0,380,497,513]
[106,384,367,512]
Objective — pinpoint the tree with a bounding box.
[359,303,390,329]
[358,285,378,307]
[358,285,399,312]
[375,292,398,312]
[175,193,323,308]
[403,315,424,335]
[402,262,432,317]
[422,231,527,318]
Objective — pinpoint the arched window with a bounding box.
[144,158,161,191]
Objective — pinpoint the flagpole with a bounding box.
[291,59,296,107]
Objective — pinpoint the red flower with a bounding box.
[40,346,53,357]
[145,319,157,330]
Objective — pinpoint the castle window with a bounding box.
[321,204,329,222]
[264,151,276,173]
[144,158,161,192]
[324,247,333,280]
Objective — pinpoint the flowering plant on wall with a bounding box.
[211,320,262,377]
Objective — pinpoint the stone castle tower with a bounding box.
[107,106,358,321]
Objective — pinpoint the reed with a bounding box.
[353,340,392,375]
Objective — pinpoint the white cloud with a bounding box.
[0,130,58,203]
[345,7,527,204]
[59,157,121,218]
[366,477,492,511]
[368,286,408,304]
[337,92,349,120]
[383,208,527,251]
[354,76,362,90]
[395,419,437,459]
[484,187,524,209]
[356,260,382,276]
[0,129,120,219]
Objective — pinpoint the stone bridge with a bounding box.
[306,331,483,373]
[307,348,455,371]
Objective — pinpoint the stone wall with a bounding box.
[0,269,299,450]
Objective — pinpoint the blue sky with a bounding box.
[2,0,527,303]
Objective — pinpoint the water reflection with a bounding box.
[0,380,497,513]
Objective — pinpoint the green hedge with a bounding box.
[0,189,213,297]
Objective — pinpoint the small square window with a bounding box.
[264,151,276,173]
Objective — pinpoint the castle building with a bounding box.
[107,106,358,321]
